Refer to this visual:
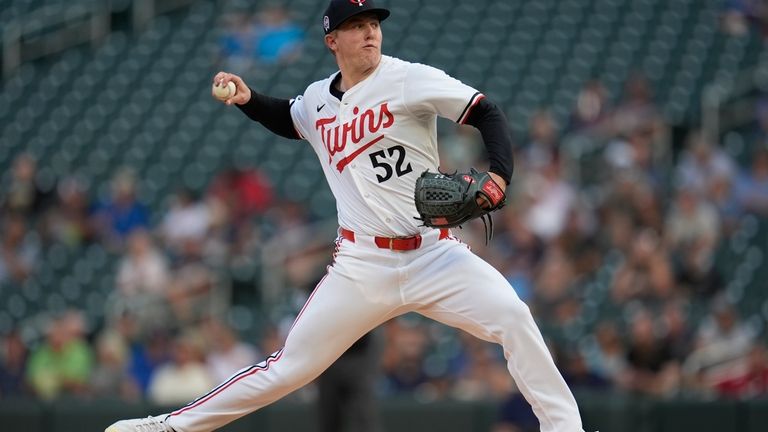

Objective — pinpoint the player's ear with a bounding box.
[324,32,337,54]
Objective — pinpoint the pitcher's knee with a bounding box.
[254,352,318,394]
[479,299,530,343]
[500,294,533,322]
[279,346,339,386]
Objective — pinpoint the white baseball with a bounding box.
[213,81,237,100]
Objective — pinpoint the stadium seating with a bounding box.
[1,0,767,340]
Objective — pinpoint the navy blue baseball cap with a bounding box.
[323,0,390,34]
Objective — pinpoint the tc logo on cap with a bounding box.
[349,0,366,5]
[323,15,330,31]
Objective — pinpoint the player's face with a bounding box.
[328,13,382,70]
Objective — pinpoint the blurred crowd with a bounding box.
[216,3,305,78]
[0,154,281,403]
[448,67,768,410]
[721,0,768,38]
[1,5,768,432]
[1,74,766,410]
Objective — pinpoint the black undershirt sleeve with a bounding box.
[463,97,514,185]
[236,88,301,140]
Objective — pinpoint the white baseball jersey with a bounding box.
[290,55,485,237]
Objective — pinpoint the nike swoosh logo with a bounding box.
[316,104,325,112]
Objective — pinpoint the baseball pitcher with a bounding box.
[107,1,584,431]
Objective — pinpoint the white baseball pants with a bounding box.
[166,230,584,432]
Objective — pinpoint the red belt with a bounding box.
[340,228,449,251]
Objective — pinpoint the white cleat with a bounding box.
[105,414,173,432]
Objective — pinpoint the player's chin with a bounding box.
[362,50,381,64]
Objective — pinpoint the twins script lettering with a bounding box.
[315,103,395,172]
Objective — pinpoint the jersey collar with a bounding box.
[326,55,390,100]
[329,73,344,101]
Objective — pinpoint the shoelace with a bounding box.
[137,416,166,432]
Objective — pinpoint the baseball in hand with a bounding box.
[213,81,237,100]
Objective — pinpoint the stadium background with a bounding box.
[1,0,768,430]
